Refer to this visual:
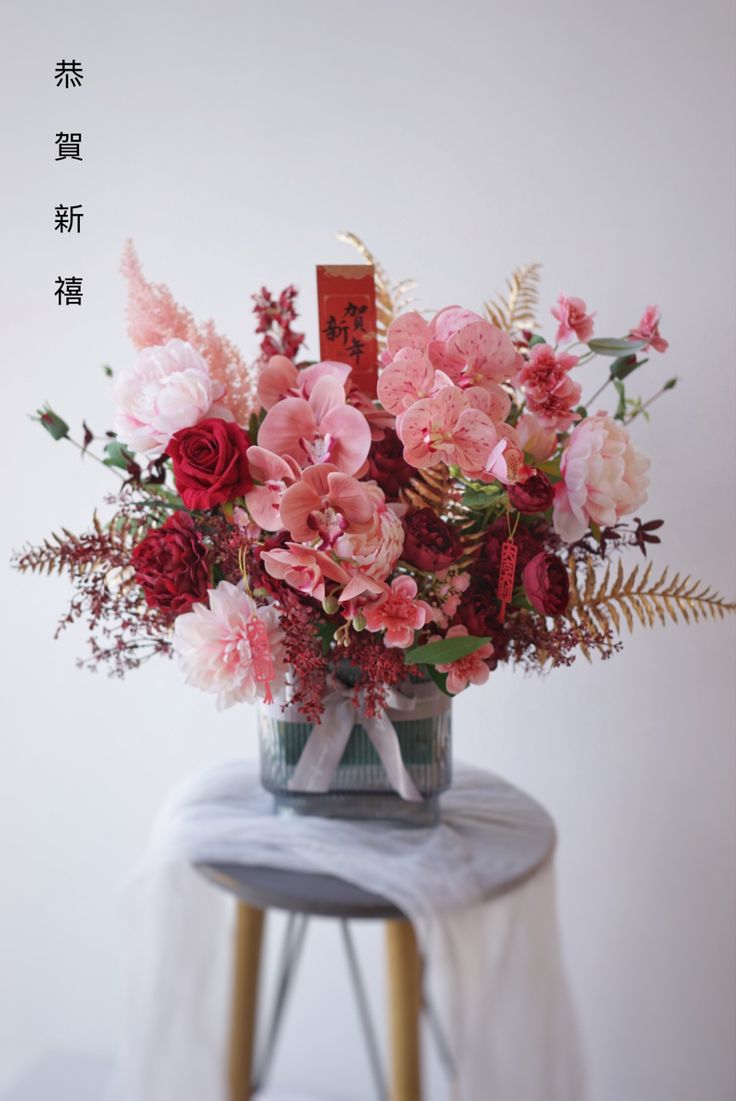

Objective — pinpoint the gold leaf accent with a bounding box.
[337,232,415,349]
[485,263,542,334]
[568,555,736,645]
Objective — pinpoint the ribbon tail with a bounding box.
[363,712,424,803]
[287,698,354,794]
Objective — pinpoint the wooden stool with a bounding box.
[198,862,439,1101]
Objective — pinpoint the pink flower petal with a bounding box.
[319,404,372,475]
[257,396,316,465]
[257,355,298,410]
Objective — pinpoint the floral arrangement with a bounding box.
[14,237,734,724]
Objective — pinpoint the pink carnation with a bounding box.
[629,305,669,354]
[551,295,595,344]
[433,625,493,694]
[113,339,226,455]
[363,575,432,649]
[553,413,651,542]
[173,581,286,709]
[516,344,581,431]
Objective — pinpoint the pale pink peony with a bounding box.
[257,355,352,410]
[113,339,226,455]
[279,464,374,547]
[244,446,301,531]
[363,575,433,649]
[553,413,651,542]
[433,625,493,694]
[516,412,558,461]
[551,295,595,344]
[257,375,371,474]
[173,581,286,709]
[399,385,497,477]
[516,344,581,431]
[333,484,405,581]
[629,305,669,353]
[260,544,349,602]
[427,306,522,389]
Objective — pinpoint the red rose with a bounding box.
[367,428,414,500]
[167,417,252,510]
[522,552,570,615]
[402,507,462,572]
[507,470,554,514]
[132,511,209,614]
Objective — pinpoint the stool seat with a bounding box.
[198,861,403,920]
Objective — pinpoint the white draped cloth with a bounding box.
[109,762,587,1101]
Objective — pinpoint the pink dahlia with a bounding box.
[516,343,581,431]
[551,294,595,344]
[113,339,225,455]
[434,625,493,694]
[363,575,433,649]
[553,413,651,542]
[629,305,669,354]
[173,581,286,709]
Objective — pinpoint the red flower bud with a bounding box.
[522,552,569,616]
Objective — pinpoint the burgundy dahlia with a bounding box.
[401,507,462,572]
[522,552,570,616]
[132,511,209,614]
[367,428,415,501]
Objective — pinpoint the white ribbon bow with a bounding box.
[264,680,450,803]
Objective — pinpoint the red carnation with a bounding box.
[507,470,554,515]
[402,507,462,572]
[167,417,252,510]
[367,428,414,501]
[522,552,570,616]
[132,511,209,615]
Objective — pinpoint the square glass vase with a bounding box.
[258,694,452,827]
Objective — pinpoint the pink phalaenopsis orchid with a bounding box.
[244,446,302,531]
[427,307,522,389]
[398,385,497,477]
[257,355,352,411]
[260,544,349,602]
[362,575,433,649]
[279,464,374,547]
[629,305,668,353]
[258,375,371,474]
[433,625,493,694]
[551,295,595,344]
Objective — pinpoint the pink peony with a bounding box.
[257,375,371,474]
[433,625,493,694]
[629,305,669,354]
[553,413,651,542]
[399,385,497,477]
[244,446,301,531]
[551,295,595,344]
[427,307,522,389]
[257,355,352,410]
[173,581,286,709]
[363,575,433,649]
[516,343,581,431]
[333,484,405,581]
[260,543,349,602]
[279,463,374,547]
[113,339,225,455]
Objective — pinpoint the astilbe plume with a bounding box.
[121,241,257,424]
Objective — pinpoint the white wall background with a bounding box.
[1,1,734,1099]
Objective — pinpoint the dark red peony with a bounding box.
[522,552,570,615]
[507,470,554,514]
[367,428,415,500]
[132,511,209,614]
[167,417,252,510]
[401,507,462,572]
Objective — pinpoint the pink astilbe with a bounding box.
[121,241,257,425]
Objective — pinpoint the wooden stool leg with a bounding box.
[386,919,423,1101]
[229,903,265,1101]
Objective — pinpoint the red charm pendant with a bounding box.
[245,614,275,704]
[496,539,518,624]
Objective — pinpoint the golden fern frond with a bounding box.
[337,232,415,348]
[484,263,542,334]
[568,555,736,648]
